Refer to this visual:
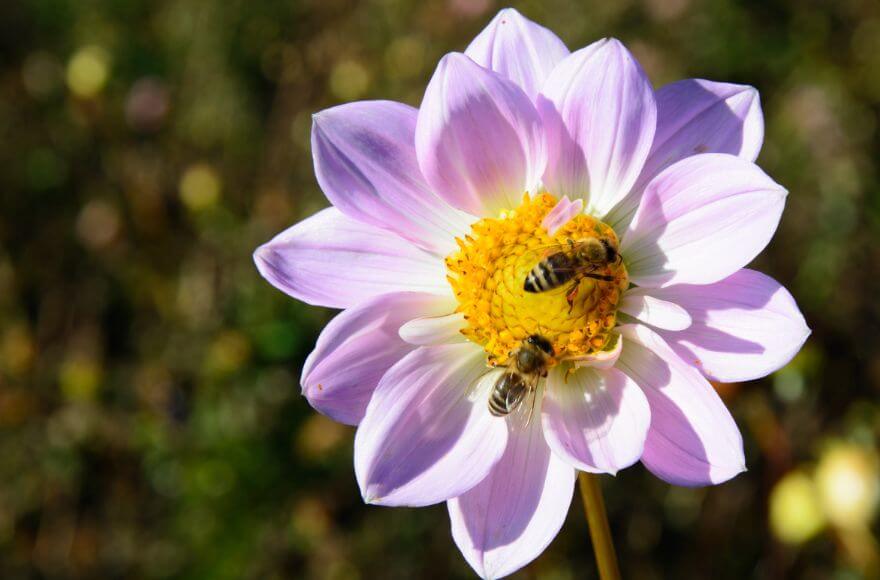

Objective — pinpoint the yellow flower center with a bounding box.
[445,194,628,366]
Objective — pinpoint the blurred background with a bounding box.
[1,0,878,578]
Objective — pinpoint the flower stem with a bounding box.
[577,471,621,580]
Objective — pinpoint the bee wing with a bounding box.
[513,373,543,426]
[519,242,568,265]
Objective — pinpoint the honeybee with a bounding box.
[523,236,621,308]
[488,335,554,418]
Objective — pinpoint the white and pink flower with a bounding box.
[255,8,809,578]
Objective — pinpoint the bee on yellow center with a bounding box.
[445,193,628,367]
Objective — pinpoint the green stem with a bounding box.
[578,472,621,580]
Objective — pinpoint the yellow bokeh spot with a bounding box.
[770,470,826,544]
[66,46,110,98]
[179,164,221,211]
[815,443,880,530]
[59,355,103,402]
[446,193,627,364]
[329,60,370,101]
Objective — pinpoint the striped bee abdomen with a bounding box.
[524,252,576,293]
[488,372,528,417]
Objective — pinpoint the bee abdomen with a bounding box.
[524,253,575,293]
[488,372,526,417]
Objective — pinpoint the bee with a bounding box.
[523,236,621,308]
[488,334,554,418]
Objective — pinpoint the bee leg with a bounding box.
[565,282,580,312]
[583,273,615,282]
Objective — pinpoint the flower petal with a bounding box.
[301,292,456,425]
[541,195,584,236]
[465,8,569,102]
[621,153,787,288]
[617,324,746,486]
[648,269,810,382]
[538,38,657,217]
[608,79,764,229]
[416,52,547,216]
[312,100,474,254]
[354,343,508,507]
[542,366,650,474]
[448,414,575,579]
[399,312,466,346]
[254,208,449,309]
[619,288,692,331]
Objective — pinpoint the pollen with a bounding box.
[446,194,628,366]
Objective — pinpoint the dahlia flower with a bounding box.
[255,8,809,578]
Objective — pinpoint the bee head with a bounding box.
[525,334,554,355]
[600,237,619,264]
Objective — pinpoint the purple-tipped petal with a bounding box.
[608,79,764,228]
[648,269,810,382]
[538,38,657,217]
[542,366,650,474]
[619,289,693,331]
[617,324,746,486]
[465,8,569,103]
[621,153,787,288]
[312,100,474,255]
[448,415,575,579]
[541,195,584,235]
[416,52,546,216]
[399,312,466,345]
[301,292,456,425]
[354,344,508,507]
[254,208,449,309]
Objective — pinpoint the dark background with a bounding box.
[1,0,878,578]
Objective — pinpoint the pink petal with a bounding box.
[542,366,650,474]
[621,153,787,288]
[538,38,657,217]
[619,288,692,331]
[465,8,569,103]
[398,312,466,346]
[608,79,764,228]
[301,292,456,425]
[416,52,546,216]
[617,324,746,486]
[354,343,508,507]
[541,195,584,235]
[448,415,575,579]
[312,100,474,255]
[648,269,810,382]
[254,208,449,309]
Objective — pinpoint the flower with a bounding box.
[254,8,810,578]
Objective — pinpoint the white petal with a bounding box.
[354,343,508,507]
[619,288,693,331]
[399,312,467,346]
[621,153,787,288]
[301,292,455,425]
[465,8,569,102]
[254,208,450,309]
[416,52,546,215]
[617,324,746,486]
[650,269,811,382]
[538,38,657,216]
[312,100,474,254]
[448,414,575,579]
[542,365,650,474]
